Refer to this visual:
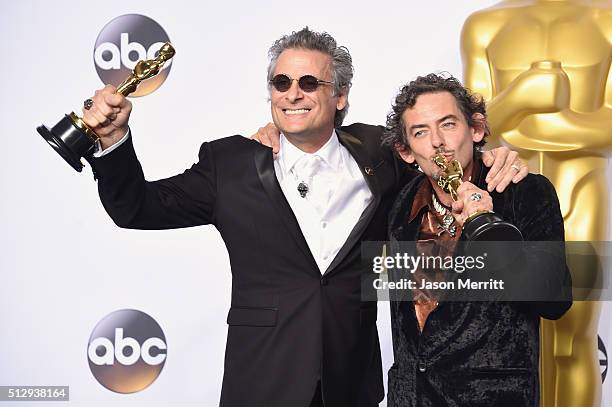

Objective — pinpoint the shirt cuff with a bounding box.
[93,128,131,158]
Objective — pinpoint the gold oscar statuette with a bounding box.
[431,153,523,242]
[37,42,176,172]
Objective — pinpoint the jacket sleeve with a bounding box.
[511,174,573,320]
[90,135,217,229]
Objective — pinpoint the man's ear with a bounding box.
[471,112,486,143]
[336,88,348,111]
[395,143,415,164]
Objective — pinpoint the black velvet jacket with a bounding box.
[387,159,572,407]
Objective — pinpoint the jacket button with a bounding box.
[418,361,427,373]
[320,276,329,286]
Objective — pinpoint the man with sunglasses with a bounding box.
[82,27,525,407]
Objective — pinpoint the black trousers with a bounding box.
[309,381,323,407]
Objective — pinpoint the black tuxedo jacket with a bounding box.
[90,123,413,407]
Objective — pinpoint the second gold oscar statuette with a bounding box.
[431,153,522,242]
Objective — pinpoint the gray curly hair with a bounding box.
[267,27,353,128]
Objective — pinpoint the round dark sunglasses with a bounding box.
[270,74,334,93]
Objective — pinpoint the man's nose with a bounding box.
[285,79,303,102]
[431,128,445,148]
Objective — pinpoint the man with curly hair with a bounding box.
[382,73,572,406]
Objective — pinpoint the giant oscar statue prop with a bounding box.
[431,153,523,241]
[461,2,612,406]
[37,43,175,172]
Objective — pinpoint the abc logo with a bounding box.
[87,309,167,393]
[93,14,172,97]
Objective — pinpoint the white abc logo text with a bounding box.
[94,33,170,71]
[88,327,167,366]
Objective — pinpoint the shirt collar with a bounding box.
[279,130,341,174]
[408,177,433,223]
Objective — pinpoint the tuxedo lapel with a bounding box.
[253,147,318,271]
[324,130,382,275]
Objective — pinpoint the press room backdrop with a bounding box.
[1,1,611,406]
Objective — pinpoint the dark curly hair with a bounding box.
[382,73,489,155]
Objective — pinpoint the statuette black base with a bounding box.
[462,211,523,241]
[37,114,95,172]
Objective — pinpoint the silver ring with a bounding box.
[470,192,482,202]
[511,163,520,171]
[83,98,93,110]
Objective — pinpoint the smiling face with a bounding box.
[270,48,347,147]
[398,91,485,179]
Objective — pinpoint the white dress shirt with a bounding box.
[275,132,372,274]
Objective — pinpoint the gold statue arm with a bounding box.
[484,61,571,134]
[511,12,612,154]
[512,106,612,153]
[461,11,505,146]
[460,12,497,100]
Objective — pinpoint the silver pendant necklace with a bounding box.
[431,193,456,237]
